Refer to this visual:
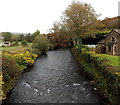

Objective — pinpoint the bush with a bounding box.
[32,35,49,54]
[13,51,37,68]
[3,50,38,69]
[21,40,28,46]
[2,49,38,99]
[2,55,21,99]
[11,41,19,46]
[71,48,120,104]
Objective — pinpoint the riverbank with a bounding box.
[70,48,120,104]
[1,46,38,100]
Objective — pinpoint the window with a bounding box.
[111,37,115,41]
[108,46,111,51]
[114,46,116,52]
[4,42,9,44]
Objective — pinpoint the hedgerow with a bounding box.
[1,49,38,99]
[71,48,120,104]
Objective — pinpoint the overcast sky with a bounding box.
[0,0,119,34]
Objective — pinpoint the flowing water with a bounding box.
[4,49,103,103]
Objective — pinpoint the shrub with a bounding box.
[2,55,21,99]
[21,40,28,46]
[71,48,120,104]
[32,35,49,54]
[3,50,38,69]
[11,41,19,46]
[13,51,37,68]
[2,49,38,99]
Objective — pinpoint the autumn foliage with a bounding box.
[1,48,38,99]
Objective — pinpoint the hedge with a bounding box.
[1,49,38,100]
[71,48,120,104]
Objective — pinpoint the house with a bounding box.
[96,29,120,56]
[0,36,11,46]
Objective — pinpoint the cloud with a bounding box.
[0,0,119,33]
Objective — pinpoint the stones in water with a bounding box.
[73,83,81,86]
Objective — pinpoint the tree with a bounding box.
[25,33,33,42]
[11,34,20,42]
[32,35,49,54]
[102,16,120,29]
[50,21,70,48]
[21,40,28,46]
[62,1,98,48]
[19,34,25,41]
[32,30,40,39]
[2,32,12,41]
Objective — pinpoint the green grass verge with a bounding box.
[71,48,120,104]
[88,51,119,68]
[97,54,118,67]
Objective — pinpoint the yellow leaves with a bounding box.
[33,54,38,58]
[2,48,38,100]
[3,49,38,67]
[0,75,4,100]
[0,91,6,100]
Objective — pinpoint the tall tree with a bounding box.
[102,16,120,29]
[62,1,98,48]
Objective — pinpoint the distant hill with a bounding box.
[0,32,32,36]
[10,32,31,35]
[102,16,120,29]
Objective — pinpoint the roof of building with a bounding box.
[97,29,120,44]
[114,29,120,35]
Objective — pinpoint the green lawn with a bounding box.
[0,43,32,51]
[0,46,22,50]
[97,54,119,67]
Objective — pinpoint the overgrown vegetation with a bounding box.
[71,47,120,104]
[1,0,120,103]
[1,31,50,100]
[94,53,119,67]
[2,55,21,99]
[32,35,49,54]
[1,46,38,99]
[82,30,111,44]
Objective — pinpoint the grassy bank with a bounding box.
[0,46,38,100]
[71,48,120,104]
[93,53,119,67]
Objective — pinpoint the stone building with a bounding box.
[96,29,120,56]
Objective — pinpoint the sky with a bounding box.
[0,0,119,34]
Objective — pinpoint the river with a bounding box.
[3,49,103,103]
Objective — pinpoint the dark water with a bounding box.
[4,49,103,103]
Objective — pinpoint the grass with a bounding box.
[0,43,32,52]
[88,51,119,68]
[98,54,119,67]
[0,46,22,50]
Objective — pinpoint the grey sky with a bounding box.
[0,0,119,34]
